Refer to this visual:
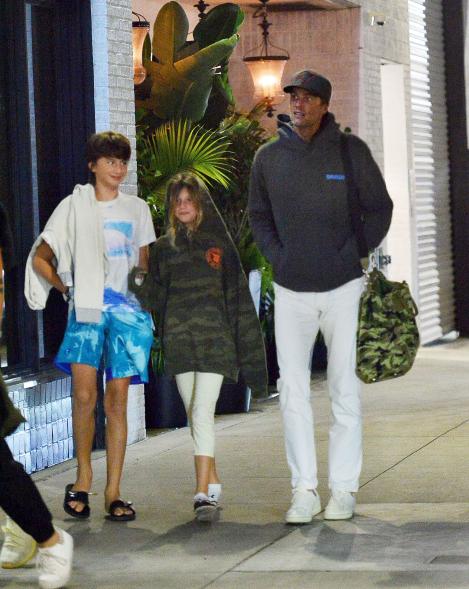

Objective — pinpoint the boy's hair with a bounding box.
[167,173,207,245]
[86,131,131,185]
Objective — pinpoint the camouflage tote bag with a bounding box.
[356,267,419,384]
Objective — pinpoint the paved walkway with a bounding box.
[1,339,469,588]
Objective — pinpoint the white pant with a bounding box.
[175,372,224,457]
[274,277,364,492]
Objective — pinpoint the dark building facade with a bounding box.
[443,1,469,337]
[1,0,95,472]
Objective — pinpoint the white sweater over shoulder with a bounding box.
[25,183,107,323]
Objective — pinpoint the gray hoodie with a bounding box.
[248,113,393,292]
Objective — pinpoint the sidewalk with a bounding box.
[2,339,469,588]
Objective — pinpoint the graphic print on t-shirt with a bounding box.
[104,220,133,258]
[102,216,140,312]
[97,194,156,314]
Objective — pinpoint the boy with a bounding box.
[26,131,155,521]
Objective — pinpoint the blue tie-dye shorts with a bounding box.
[55,308,153,384]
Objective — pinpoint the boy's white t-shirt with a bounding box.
[97,193,156,312]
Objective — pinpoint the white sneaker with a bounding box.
[1,517,37,569]
[285,488,321,524]
[324,490,356,520]
[194,493,219,522]
[37,528,73,589]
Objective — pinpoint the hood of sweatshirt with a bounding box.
[165,186,232,249]
[275,112,341,152]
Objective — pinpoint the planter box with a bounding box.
[144,367,251,426]
[5,371,73,474]
[144,370,187,429]
[215,375,251,415]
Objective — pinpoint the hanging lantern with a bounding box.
[243,0,289,117]
[132,12,150,86]
[194,0,210,19]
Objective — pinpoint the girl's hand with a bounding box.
[134,270,147,287]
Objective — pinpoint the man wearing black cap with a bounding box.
[248,70,393,523]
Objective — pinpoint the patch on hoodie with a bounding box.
[326,174,345,181]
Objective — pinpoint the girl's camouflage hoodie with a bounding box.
[130,193,267,398]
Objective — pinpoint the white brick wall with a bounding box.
[91,0,137,195]
[90,1,145,442]
[127,384,146,444]
[357,0,411,169]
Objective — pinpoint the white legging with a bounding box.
[175,372,224,457]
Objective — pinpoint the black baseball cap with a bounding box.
[283,70,332,104]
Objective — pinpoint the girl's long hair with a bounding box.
[166,173,207,246]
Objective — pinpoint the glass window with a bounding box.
[0,0,94,373]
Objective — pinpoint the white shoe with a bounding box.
[324,491,355,520]
[1,517,37,569]
[37,528,73,589]
[285,488,321,524]
[194,494,219,522]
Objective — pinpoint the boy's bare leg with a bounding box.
[104,376,132,516]
[69,364,98,513]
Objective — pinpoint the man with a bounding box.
[0,201,73,589]
[248,71,393,523]
[27,132,155,521]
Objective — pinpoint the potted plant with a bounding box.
[135,1,243,126]
[145,332,187,428]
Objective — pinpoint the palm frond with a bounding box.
[142,120,234,202]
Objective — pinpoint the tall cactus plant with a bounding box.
[136,1,243,123]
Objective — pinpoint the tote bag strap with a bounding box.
[340,133,369,258]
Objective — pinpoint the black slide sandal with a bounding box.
[105,499,136,522]
[63,483,90,519]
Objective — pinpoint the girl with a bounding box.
[130,172,266,521]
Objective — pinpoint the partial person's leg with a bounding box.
[0,439,54,544]
[0,439,73,587]
[274,284,320,491]
[67,363,98,514]
[103,376,132,517]
[320,277,363,519]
